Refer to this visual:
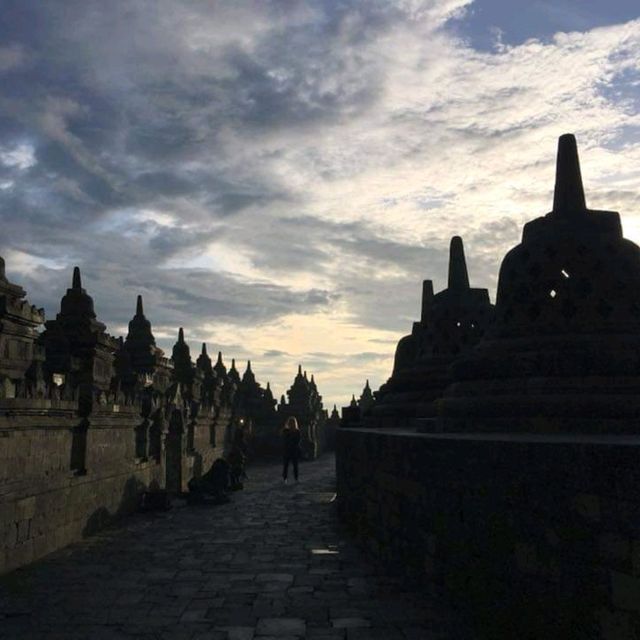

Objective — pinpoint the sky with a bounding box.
[1,0,639,409]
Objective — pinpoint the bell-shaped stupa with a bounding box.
[371,236,493,426]
[440,134,640,433]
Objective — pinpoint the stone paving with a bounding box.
[0,454,471,640]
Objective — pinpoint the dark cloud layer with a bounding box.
[0,0,434,337]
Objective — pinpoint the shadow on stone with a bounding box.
[81,475,147,538]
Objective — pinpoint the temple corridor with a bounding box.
[0,454,469,640]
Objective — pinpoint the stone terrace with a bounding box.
[0,455,470,640]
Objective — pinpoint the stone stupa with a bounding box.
[370,237,493,426]
[440,134,640,433]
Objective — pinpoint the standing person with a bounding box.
[282,416,301,484]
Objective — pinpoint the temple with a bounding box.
[0,261,329,574]
[234,360,271,438]
[324,404,340,451]
[244,364,329,458]
[336,134,640,638]
[41,267,120,400]
[120,295,172,393]
[439,134,640,433]
[369,236,493,426]
[358,380,374,415]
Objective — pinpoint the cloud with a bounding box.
[1,1,639,406]
[0,142,35,169]
[0,44,28,73]
[263,349,289,358]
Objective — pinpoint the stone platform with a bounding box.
[337,427,640,640]
[0,455,470,640]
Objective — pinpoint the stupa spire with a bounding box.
[448,236,469,290]
[201,342,207,355]
[60,265,96,319]
[421,279,434,323]
[72,266,82,289]
[552,133,586,215]
[178,327,184,342]
[124,292,155,349]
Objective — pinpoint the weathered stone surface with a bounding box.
[0,270,229,572]
[331,617,370,629]
[256,617,306,635]
[611,571,640,612]
[0,455,468,639]
[0,253,335,576]
[337,427,640,639]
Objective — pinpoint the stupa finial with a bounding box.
[553,133,586,215]
[136,295,144,316]
[72,266,82,289]
[421,279,434,323]
[448,236,469,290]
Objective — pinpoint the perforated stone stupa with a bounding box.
[440,134,640,433]
[42,267,119,393]
[371,237,493,426]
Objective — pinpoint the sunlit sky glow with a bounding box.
[1,1,639,407]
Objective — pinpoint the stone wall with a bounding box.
[182,412,229,490]
[0,400,229,575]
[336,428,640,639]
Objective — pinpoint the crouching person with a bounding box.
[188,457,231,505]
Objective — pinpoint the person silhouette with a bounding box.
[281,416,301,484]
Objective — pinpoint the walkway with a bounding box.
[0,455,469,640]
